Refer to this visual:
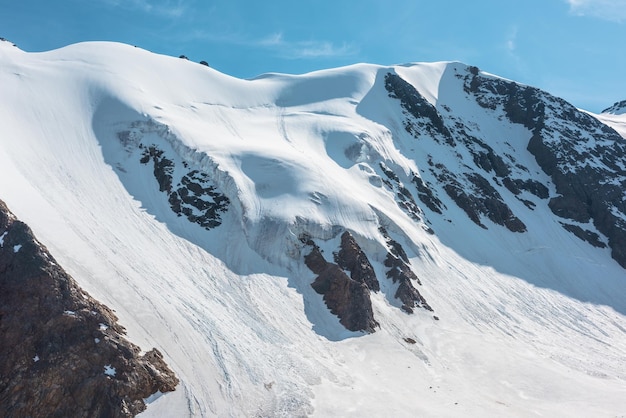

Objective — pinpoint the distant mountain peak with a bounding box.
[602,99,626,115]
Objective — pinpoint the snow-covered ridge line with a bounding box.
[94,96,370,270]
[1,40,626,417]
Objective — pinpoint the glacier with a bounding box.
[1,39,625,417]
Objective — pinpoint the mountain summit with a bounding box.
[1,40,625,417]
[602,99,626,115]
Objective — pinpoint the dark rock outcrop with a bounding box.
[380,228,433,314]
[602,100,626,115]
[379,162,424,222]
[139,146,175,193]
[434,167,527,233]
[385,72,455,146]
[138,144,229,230]
[304,237,378,333]
[462,67,626,267]
[560,223,606,248]
[335,231,380,292]
[384,71,529,233]
[0,200,178,417]
[412,174,444,214]
[501,177,549,199]
[303,228,435,331]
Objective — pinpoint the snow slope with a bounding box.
[1,39,625,417]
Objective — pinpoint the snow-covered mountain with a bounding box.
[602,100,626,116]
[1,39,626,417]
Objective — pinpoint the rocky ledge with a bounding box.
[303,230,433,333]
[384,71,530,233]
[303,233,379,333]
[0,200,178,417]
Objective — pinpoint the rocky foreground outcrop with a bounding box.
[0,200,178,417]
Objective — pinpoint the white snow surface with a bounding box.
[104,364,117,377]
[594,111,626,139]
[1,40,625,417]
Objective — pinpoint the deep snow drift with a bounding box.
[1,39,625,417]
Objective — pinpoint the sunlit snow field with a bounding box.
[1,40,625,417]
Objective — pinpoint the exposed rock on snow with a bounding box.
[379,162,425,223]
[411,174,444,215]
[441,171,527,232]
[602,99,626,115]
[560,223,606,248]
[380,228,433,314]
[0,200,178,417]
[304,228,434,329]
[335,231,380,292]
[304,235,379,333]
[461,67,626,267]
[383,65,626,265]
[385,70,527,233]
[136,141,229,231]
[385,72,454,145]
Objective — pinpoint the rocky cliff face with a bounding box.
[461,68,626,268]
[0,200,178,417]
[379,228,432,314]
[303,231,432,332]
[385,71,529,233]
[383,67,626,269]
[304,233,379,333]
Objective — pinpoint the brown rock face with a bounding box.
[335,231,380,292]
[303,228,434,332]
[304,237,378,333]
[0,200,178,418]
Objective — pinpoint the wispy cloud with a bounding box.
[257,33,284,47]
[191,30,357,60]
[504,25,525,70]
[264,33,357,59]
[565,0,626,22]
[506,26,518,54]
[288,41,356,59]
[101,0,186,18]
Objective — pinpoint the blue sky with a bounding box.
[2,0,625,112]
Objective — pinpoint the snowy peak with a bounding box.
[1,41,626,417]
[602,99,626,115]
[87,50,626,325]
[4,42,624,314]
[383,64,626,265]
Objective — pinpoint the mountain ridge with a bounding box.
[1,40,626,417]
